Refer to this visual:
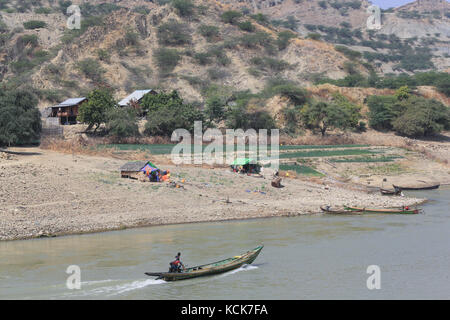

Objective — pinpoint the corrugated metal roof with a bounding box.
[55,97,87,107]
[118,90,155,107]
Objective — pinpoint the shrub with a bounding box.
[221,11,242,24]
[198,25,219,42]
[18,34,39,47]
[171,0,196,17]
[277,31,296,50]
[307,33,321,40]
[335,45,362,60]
[240,32,274,51]
[238,21,255,32]
[76,58,105,83]
[193,52,212,65]
[250,57,290,73]
[157,19,191,46]
[35,7,53,14]
[153,48,182,75]
[250,13,270,26]
[23,20,47,29]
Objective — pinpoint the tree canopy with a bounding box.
[0,88,41,147]
[77,89,117,131]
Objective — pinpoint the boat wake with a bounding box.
[217,264,259,278]
[111,279,166,295]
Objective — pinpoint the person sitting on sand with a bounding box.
[169,252,185,273]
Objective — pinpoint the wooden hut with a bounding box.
[119,161,160,180]
[49,97,87,125]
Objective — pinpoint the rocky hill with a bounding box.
[0,0,448,108]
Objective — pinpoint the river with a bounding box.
[1,188,449,300]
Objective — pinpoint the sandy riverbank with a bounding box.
[0,147,430,241]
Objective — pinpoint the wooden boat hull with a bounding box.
[145,246,263,281]
[380,188,402,196]
[320,206,362,214]
[393,184,440,191]
[345,206,419,214]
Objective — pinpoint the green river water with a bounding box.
[1,188,449,299]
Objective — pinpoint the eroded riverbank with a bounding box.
[0,147,430,241]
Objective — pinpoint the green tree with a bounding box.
[204,95,226,123]
[106,107,139,138]
[300,100,360,136]
[77,89,117,131]
[141,90,184,114]
[144,91,204,136]
[367,95,401,130]
[392,97,450,137]
[395,85,411,101]
[0,89,41,147]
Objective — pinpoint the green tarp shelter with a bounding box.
[231,158,256,166]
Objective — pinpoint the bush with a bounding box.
[153,48,182,75]
[35,7,53,14]
[277,31,296,50]
[0,88,41,147]
[157,19,191,46]
[238,21,255,32]
[335,45,362,60]
[198,25,219,42]
[307,33,321,40]
[76,58,105,83]
[23,20,47,29]
[171,0,196,17]
[250,57,290,73]
[106,108,139,138]
[193,52,212,65]
[221,11,242,24]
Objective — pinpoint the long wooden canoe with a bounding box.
[145,246,263,281]
[392,184,440,191]
[380,187,402,196]
[320,206,363,214]
[345,206,419,214]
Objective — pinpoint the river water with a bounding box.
[1,188,449,300]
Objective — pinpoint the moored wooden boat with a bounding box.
[392,184,440,191]
[345,206,419,214]
[145,245,263,281]
[320,206,363,214]
[380,187,402,196]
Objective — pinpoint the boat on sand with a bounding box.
[145,246,263,281]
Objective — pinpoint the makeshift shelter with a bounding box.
[119,161,160,181]
[231,158,261,174]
